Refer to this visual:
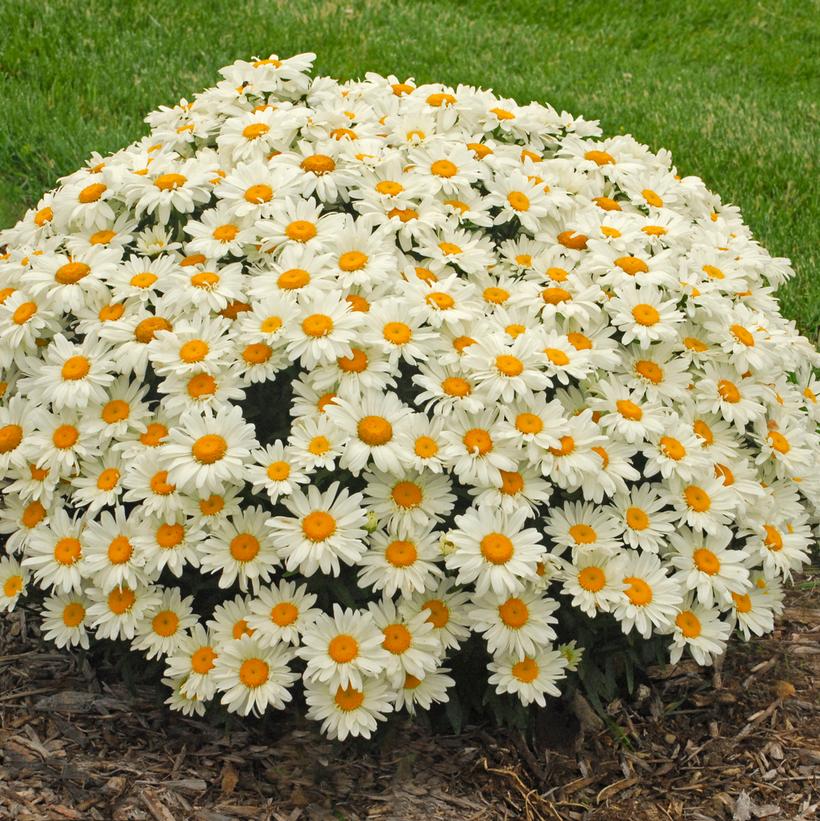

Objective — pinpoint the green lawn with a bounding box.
[1,0,817,334]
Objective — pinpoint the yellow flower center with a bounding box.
[430,159,457,178]
[302,313,333,337]
[107,586,136,615]
[498,597,529,628]
[107,535,133,565]
[375,180,404,196]
[625,507,649,531]
[242,123,270,140]
[150,470,175,495]
[154,173,187,191]
[385,540,417,567]
[423,599,449,628]
[78,182,107,203]
[12,301,37,324]
[357,415,393,446]
[62,602,85,628]
[507,191,530,211]
[578,566,606,592]
[285,220,317,242]
[463,428,493,455]
[96,468,120,491]
[549,435,575,457]
[212,224,239,242]
[480,533,514,565]
[301,154,336,174]
[584,149,615,165]
[230,533,260,562]
[52,424,79,450]
[675,610,701,638]
[328,634,358,663]
[152,610,179,638]
[0,424,23,453]
[496,354,523,377]
[21,500,46,528]
[763,524,783,551]
[768,431,790,454]
[615,256,648,275]
[693,547,721,575]
[3,576,23,598]
[544,348,570,366]
[391,481,423,509]
[511,657,539,683]
[542,287,571,305]
[244,183,273,204]
[334,685,364,711]
[382,623,412,654]
[631,304,660,326]
[54,537,82,566]
[616,399,643,421]
[242,343,272,365]
[270,602,299,626]
[499,470,524,495]
[191,434,227,464]
[239,658,269,687]
[414,436,438,458]
[642,188,664,207]
[55,261,90,285]
[570,524,597,545]
[156,523,184,548]
[718,379,741,404]
[636,360,663,384]
[61,355,90,381]
[191,646,217,674]
[134,316,172,343]
[624,576,653,606]
[684,486,711,513]
[301,511,337,542]
[515,412,543,435]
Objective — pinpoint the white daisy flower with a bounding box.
[41,592,91,649]
[22,507,86,594]
[667,600,732,666]
[247,579,321,647]
[469,586,559,657]
[161,405,257,494]
[357,523,443,597]
[299,604,390,690]
[132,587,198,660]
[368,597,442,685]
[560,549,627,617]
[83,507,148,592]
[200,506,280,591]
[668,525,750,606]
[86,583,161,641]
[446,506,545,596]
[213,635,298,716]
[269,482,367,577]
[488,647,568,707]
[304,675,394,741]
[612,551,683,638]
[393,666,455,715]
[164,623,220,701]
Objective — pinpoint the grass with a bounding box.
[0,0,817,334]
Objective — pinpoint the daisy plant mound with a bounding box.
[0,53,818,741]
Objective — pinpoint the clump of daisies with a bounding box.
[1,52,818,740]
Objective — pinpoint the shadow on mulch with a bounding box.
[1,577,818,821]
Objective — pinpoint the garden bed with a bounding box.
[1,575,816,821]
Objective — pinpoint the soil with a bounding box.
[1,574,817,821]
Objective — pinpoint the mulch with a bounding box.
[1,576,817,821]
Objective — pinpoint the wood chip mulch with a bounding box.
[1,575,817,821]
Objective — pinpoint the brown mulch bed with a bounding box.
[1,575,817,821]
